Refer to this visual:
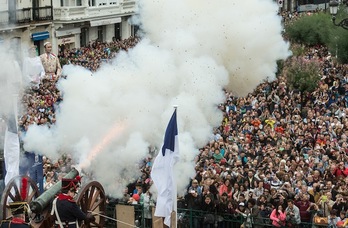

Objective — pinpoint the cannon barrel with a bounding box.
[30,168,79,213]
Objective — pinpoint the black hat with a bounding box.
[8,202,28,215]
[61,176,81,192]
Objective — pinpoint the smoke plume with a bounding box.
[23,0,290,197]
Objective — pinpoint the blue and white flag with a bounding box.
[4,110,20,185]
[151,109,179,227]
[20,152,44,193]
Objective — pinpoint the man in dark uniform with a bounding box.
[0,202,31,228]
[51,177,94,228]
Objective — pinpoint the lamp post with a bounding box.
[329,0,348,29]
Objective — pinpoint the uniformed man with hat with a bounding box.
[40,41,62,81]
[0,202,31,228]
[51,177,95,228]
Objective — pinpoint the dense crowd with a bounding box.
[109,46,348,227]
[178,44,348,227]
[18,37,140,133]
[15,14,348,228]
[58,36,140,72]
[17,36,141,211]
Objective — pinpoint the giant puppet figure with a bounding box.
[39,42,62,82]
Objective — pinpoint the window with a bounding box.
[8,0,16,23]
[89,0,96,6]
[132,25,140,37]
[97,26,103,42]
[80,28,88,47]
[114,23,121,41]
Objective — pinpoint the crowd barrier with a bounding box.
[105,203,322,228]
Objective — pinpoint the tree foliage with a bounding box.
[285,13,332,46]
[328,27,348,63]
[290,43,306,57]
[285,57,321,93]
[285,10,348,64]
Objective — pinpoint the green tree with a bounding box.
[290,43,306,57]
[285,57,321,108]
[327,13,348,63]
[285,13,333,46]
[285,9,348,64]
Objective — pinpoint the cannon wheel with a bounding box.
[0,175,40,221]
[77,181,106,228]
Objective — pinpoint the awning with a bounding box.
[32,31,50,41]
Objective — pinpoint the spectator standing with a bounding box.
[337,210,347,225]
[285,200,301,227]
[327,209,340,228]
[294,193,312,224]
[219,179,233,200]
[201,195,216,228]
[186,179,202,210]
[140,190,155,228]
[247,198,262,228]
[332,195,348,216]
[270,204,286,227]
[317,192,334,217]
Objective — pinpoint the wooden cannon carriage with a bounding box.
[0,168,106,228]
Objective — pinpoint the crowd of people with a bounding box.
[12,13,348,228]
[99,46,348,228]
[18,37,140,133]
[178,43,348,227]
[58,36,140,72]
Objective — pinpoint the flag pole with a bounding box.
[151,106,179,228]
[172,105,178,228]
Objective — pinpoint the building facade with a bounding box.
[52,0,137,54]
[278,0,330,12]
[0,0,53,58]
[0,0,137,55]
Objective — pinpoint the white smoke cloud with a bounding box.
[23,0,290,197]
[0,44,23,116]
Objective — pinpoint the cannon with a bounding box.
[0,168,107,228]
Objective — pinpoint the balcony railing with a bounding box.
[0,6,52,26]
[0,11,9,24]
[33,6,53,21]
[122,0,137,13]
[11,8,31,24]
[53,1,137,21]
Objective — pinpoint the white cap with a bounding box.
[43,42,51,47]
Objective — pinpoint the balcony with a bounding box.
[33,6,53,21]
[0,11,9,24]
[53,0,137,22]
[122,0,137,13]
[0,6,53,27]
[11,8,31,24]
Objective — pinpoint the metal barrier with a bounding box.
[108,204,320,228]
[177,208,320,228]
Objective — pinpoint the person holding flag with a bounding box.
[151,108,180,228]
